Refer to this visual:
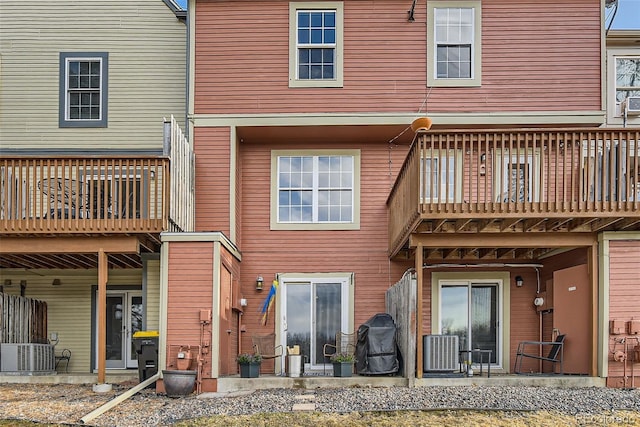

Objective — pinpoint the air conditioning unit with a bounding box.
[0,343,55,374]
[423,334,459,372]
[623,96,640,115]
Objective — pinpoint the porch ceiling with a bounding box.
[0,234,161,269]
[236,124,415,145]
[397,230,601,262]
[0,252,143,269]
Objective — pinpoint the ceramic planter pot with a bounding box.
[162,369,196,397]
[239,362,260,378]
[332,362,353,377]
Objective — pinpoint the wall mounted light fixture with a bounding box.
[52,279,62,286]
[515,276,524,288]
[256,276,264,291]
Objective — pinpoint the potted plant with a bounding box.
[237,353,262,378]
[330,352,356,377]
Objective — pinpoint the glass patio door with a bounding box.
[95,291,143,369]
[281,276,349,372]
[440,282,499,364]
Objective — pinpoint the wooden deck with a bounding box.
[0,156,170,268]
[388,128,640,260]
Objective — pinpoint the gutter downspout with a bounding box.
[80,373,161,424]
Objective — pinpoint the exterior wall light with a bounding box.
[256,276,264,291]
[515,276,524,288]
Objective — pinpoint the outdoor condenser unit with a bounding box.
[423,335,459,372]
[0,343,55,374]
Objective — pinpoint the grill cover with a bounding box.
[355,313,399,375]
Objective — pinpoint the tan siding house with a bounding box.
[0,0,186,151]
[0,0,189,387]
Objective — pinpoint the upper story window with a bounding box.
[606,49,640,123]
[289,2,344,88]
[616,56,640,116]
[427,1,481,87]
[271,149,360,230]
[616,57,640,103]
[59,52,108,128]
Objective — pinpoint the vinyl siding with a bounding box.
[0,0,186,151]
[145,258,161,331]
[194,127,231,234]
[607,240,640,386]
[193,0,601,115]
[0,269,142,373]
[166,242,214,377]
[235,138,412,343]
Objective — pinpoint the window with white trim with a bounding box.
[271,150,360,230]
[493,149,541,203]
[420,150,462,202]
[615,56,640,104]
[59,52,108,128]
[289,2,344,88]
[427,1,481,87]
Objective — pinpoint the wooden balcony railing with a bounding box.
[0,156,169,234]
[387,128,640,255]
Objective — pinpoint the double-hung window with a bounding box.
[420,150,462,202]
[615,56,640,104]
[59,52,108,127]
[427,1,481,87]
[271,150,360,230]
[289,2,344,88]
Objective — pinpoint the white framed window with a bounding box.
[271,149,360,230]
[427,1,481,87]
[289,2,344,88]
[493,149,541,202]
[420,150,463,202]
[615,56,640,105]
[59,52,108,127]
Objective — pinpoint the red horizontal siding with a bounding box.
[194,127,231,234]
[166,242,214,376]
[235,138,412,340]
[607,240,640,382]
[194,0,601,114]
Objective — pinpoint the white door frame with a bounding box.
[94,290,143,370]
[277,273,353,374]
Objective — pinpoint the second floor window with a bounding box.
[297,10,336,80]
[59,52,108,127]
[271,149,360,230]
[428,1,481,87]
[278,155,353,223]
[289,2,344,88]
[616,57,640,104]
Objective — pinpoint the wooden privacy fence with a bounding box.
[385,270,417,380]
[0,293,48,344]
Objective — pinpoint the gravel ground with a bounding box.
[0,383,639,426]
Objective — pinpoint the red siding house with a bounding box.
[161,0,640,392]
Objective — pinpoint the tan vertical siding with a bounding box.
[607,240,640,386]
[0,0,186,150]
[194,127,231,234]
[194,0,600,114]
